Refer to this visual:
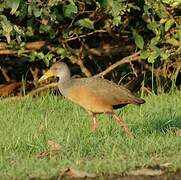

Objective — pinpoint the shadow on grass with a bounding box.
[147,115,181,134]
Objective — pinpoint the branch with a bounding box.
[63,29,108,42]
[0,41,46,55]
[69,55,92,77]
[94,51,141,78]
[0,66,11,82]
[27,82,58,96]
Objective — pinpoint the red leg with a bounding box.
[112,113,133,138]
[92,113,98,131]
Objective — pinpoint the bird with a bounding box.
[39,62,145,137]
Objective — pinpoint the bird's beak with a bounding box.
[39,69,54,82]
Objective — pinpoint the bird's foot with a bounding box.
[112,113,134,138]
[92,113,98,131]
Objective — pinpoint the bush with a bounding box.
[0,0,180,91]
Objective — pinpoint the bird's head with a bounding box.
[39,62,69,82]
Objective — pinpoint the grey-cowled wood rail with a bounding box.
[39,62,145,137]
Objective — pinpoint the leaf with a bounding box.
[63,1,77,18]
[165,19,174,32]
[166,38,180,46]
[33,5,42,17]
[57,48,71,59]
[140,49,150,59]
[113,16,121,27]
[147,21,158,34]
[150,36,160,46]
[160,51,170,61]
[99,0,113,7]
[147,51,159,63]
[133,30,144,49]
[175,31,181,40]
[0,16,13,43]
[18,47,25,56]
[44,53,54,66]
[40,24,51,33]
[8,0,20,15]
[63,168,96,178]
[111,1,126,26]
[76,18,94,29]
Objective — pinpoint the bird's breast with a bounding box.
[61,84,113,113]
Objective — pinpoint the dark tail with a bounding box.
[125,74,144,93]
[126,74,145,105]
[132,96,145,104]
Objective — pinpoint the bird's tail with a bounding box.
[132,96,145,104]
[125,74,144,93]
[126,74,145,105]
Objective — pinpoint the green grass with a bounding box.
[0,93,181,179]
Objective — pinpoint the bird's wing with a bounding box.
[73,78,143,105]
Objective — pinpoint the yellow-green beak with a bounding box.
[39,69,54,82]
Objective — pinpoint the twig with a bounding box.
[27,82,58,96]
[63,30,108,42]
[30,67,39,87]
[0,49,30,55]
[118,72,132,85]
[69,55,92,77]
[172,60,181,80]
[94,51,141,78]
[129,61,138,77]
[0,66,10,82]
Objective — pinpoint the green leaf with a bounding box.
[63,1,77,18]
[165,19,174,32]
[147,51,159,63]
[133,30,144,49]
[8,0,20,15]
[140,49,150,59]
[26,26,34,36]
[40,24,51,33]
[76,18,94,29]
[166,38,180,46]
[160,51,170,61]
[57,48,71,59]
[33,5,42,17]
[36,52,44,59]
[99,0,113,7]
[175,31,181,40]
[147,21,158,34]
[44,53,54,66]
[18,47,25,56]
[113,16,121,27]
[0,16,13,43]
[150,36,160,46]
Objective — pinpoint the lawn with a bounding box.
[0,92,181,179]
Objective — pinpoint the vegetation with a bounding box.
[0,1,180,178]
[0,0,180,94]
[0,92,180,178]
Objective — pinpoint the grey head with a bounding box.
[39,61,71,83]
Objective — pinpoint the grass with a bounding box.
[0,92,181,179]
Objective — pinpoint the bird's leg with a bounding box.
[112,113,133,138]
[92,113,98,131]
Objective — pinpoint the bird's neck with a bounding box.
[58,67,72,89]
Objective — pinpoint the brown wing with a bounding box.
[73,78,144,105]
